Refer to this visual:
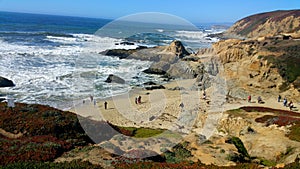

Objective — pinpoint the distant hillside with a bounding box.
[225,10,300,38]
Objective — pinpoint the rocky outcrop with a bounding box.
[143,62,170,75]
[163,40,190,58]
[102,40,189,61]
[208,35,300,101]
[212,39,248,63]
[225,10,300,39]
[102,40,201,79]
[168,61,197,79]
[103,49,135,59]
[145,85,165,90]
[104,74,125,84]
[0,76,15,87]
[200,10,300,100]
[143,81,158,86]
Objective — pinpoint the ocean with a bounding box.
[0,11,227,110]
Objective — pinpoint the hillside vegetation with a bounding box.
[225,10,300,38]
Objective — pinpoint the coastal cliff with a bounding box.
[225,10,300,39]
[205,10,300,101]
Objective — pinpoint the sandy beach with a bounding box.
[71,79,200,129]
[70,78,300,133]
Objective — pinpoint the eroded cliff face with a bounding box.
[225,10,300,39]
[209,37,300,101]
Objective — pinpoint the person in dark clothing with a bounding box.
[283,98,288,107]
[104,101,108,110]
[257,96,262,104]
[278,95,282,102]
[288,101,294,110]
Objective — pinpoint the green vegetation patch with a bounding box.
[112,125,166,138]
[226,137,250,161]
[287,123,300,142]
[239,17,268,36]
[226,108,245,117]
[260,158,276,167]
[261,41,300,84]
[163,142,192,164]
[133,128,165,138]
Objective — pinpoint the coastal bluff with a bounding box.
[197,10,300,101]
[224,10,300,39]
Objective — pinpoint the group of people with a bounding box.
[247,94,295,110]
[247,95,263,104]
[82,95,96,106]
[135,96,142,104]
[279,95,294,110]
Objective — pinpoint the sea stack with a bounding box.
[164,40,190,58]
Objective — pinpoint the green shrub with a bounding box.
[260,159,276,167]
[226,137,250,160]
[287,123,300,142]
[163,143,192,163]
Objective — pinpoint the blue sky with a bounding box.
[0,0,299,23]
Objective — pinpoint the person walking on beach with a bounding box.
[257,96,262,104]
[288,101,294,110]
[94,100,96,107]
[90,95,93,102]
[202,91,206,100]
[278,95,282,102]
[247,95,251,103]
[179,102,184,111]
[283,98,288,107]
[138,96,141,104]
[104,101,108,110]
[135,97,138,104]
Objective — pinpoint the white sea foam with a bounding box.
[175,30,208,39]
[0,25,225,109]
[156,29,164,33]
[0,34,156,109]
[46,36,80,44]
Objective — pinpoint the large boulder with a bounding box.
[102,49,135,59]
[143,61,170,75]
[145,85,165,90]
[167,61,197,79]
[104,74,125,84]
[0,77,15,87]
[164,40,190,58]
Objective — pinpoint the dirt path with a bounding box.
[0,128,23,139]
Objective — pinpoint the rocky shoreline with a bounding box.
[1,9,300,168]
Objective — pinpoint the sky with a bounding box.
[0,0,299,24]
